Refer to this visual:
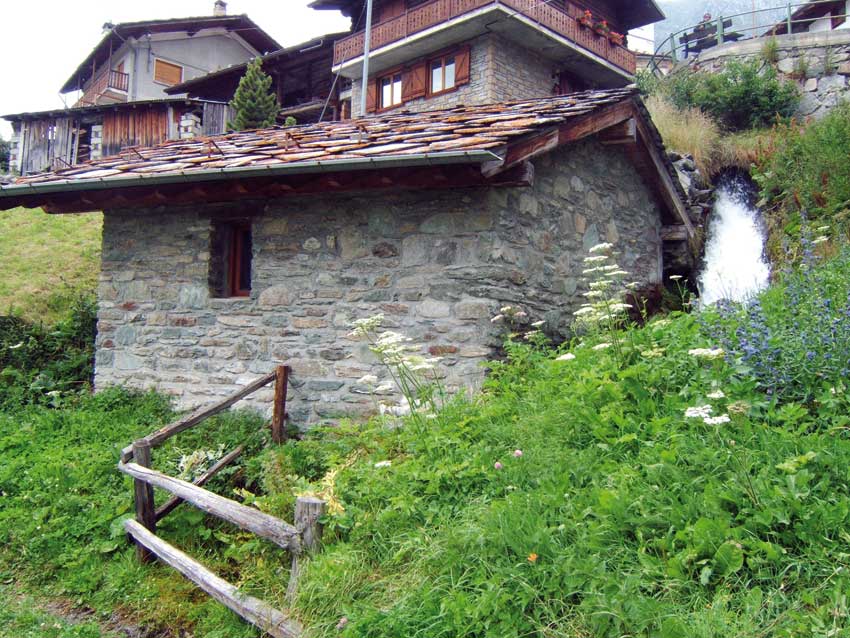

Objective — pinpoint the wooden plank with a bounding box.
[132,440,157,563]
[155,445,245,522]
[286,497,327,602]
[632,113,695,237]
[271,366,290,444]
[124,520,302,638]
[599,118,637,145]
[661,225,690,241]
[121,371,276,462]
[118,462,301,551]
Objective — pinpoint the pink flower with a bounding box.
[336,617,349,631]
[513,449,523,458]
[494,462,503,470]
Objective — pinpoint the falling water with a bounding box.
[698,175,771,305]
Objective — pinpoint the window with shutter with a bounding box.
[403,62,428,101]
[454,46,471,86]
[365,78,379,113]
[154,59,183,86]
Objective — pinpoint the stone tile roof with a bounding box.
[15,88,638,187]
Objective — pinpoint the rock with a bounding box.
[819,74,847,92]
[258,285,294,307]
[777,57,795,74]
[667,151,683,162]
[372,241,399,258]
[455,299,492,320]
[804,77,818,92]
[418,299,452,318]
[839,62,850,75]
[303,237,322,251]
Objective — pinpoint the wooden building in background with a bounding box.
[165,33,350,124]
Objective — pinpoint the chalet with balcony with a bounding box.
[310,0,665,116]
[5,2,281,175]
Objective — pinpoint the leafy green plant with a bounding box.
[792,54,810,80]
[660,60,799,131]
[754,102,850,239]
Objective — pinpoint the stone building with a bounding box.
[0,88,691,423]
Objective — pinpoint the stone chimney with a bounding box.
[213,0,227,16]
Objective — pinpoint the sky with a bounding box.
[0,0,351,138]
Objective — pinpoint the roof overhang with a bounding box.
[333,4,632,86]
[3,98,223,123]
[311,0,665,29]
[0,96,691,238]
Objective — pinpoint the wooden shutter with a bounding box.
[154,59,183,86]
[455,45,471,86]
[365,77,379,113]
[402,61,428,102]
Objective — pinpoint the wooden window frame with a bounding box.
[378,70,404,111]
[153,58,184,87]
[228,224,252,298]
[428,53,458,97]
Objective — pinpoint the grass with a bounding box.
[0,389,278,637]
[646,95,774,179]
[0,207,101,322]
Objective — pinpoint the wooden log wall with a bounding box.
[102,108,172,157]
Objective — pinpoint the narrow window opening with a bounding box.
[209,222,252,298]
[380,72,403,108]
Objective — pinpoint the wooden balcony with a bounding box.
[77,70,131,107]
[333,0,636,76]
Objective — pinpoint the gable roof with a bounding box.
[0,88,690,235]
[61,15,282,94]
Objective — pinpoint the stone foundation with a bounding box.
[94,141,662,424]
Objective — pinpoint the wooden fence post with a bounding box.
[132,439,157,563]
[272,365,290,444]
[286,496,327,602]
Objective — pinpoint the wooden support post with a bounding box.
[132,439,156,563]
[272,365,290,444]
[286,497,327,602]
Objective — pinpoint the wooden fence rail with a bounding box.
[117,365,322,637]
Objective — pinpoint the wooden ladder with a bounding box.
[118,366,324,638]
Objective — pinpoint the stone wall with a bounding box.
[691,30,850,119]
[351,33,558,117]
[94,140,662,423]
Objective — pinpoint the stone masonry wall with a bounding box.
[691,30,850,119]
[351,34,558,118]
[94,140,662,424]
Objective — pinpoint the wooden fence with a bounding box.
[118,365,323,638]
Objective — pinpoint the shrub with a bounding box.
[646,95,722,176]
[702,243,850,402]
[661,60,799,131]
[753,101,850,233]
[228,58,280,131]
[0,137,9,172]
[0,293,96,407]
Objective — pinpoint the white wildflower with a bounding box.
[523,330,541,340]
[601,264,622,272]
[817,225,830,232]
[688,348,725,359]
[608,270,630,277]
[357,374,379,385]
[609,303,633,311]
[684,405,713,419]
[707,390,726,400]
[703,414,731,425]
[583,267,603,275]
[669,275,683,281]
[812,236,828,245]
[589,280,614,291]
[583,255,609,264]
[592,343,612,351]
[500,306,514,314]
[556,353,576,361]
[374,460,392,468]
[583,290,606,299]
[641,347,664,358]
[531,320,546,328]
[491,314,505,323]
[573,307,595,316]
[589,242,614,253]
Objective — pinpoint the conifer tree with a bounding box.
[228,58,280,131]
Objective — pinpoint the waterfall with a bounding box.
[698,174,771,305]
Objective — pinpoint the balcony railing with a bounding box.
[78,70,131,106]
[333,0,636,75]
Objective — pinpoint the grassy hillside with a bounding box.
[0,207,101,322]
[2,242,850,637]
